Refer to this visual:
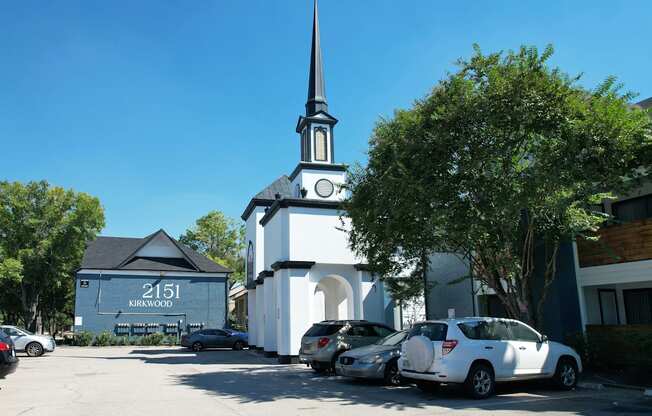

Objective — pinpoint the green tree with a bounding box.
[345,45,652,328]
[179,210,245,288]
[0,181,105,331]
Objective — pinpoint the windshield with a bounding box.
[376,330,407,346]
[19,327,34,335]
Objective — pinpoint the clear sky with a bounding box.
[2,1,651,238]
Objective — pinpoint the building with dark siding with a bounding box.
[74,229,230,336]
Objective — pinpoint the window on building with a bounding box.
[479,294,508,318]
[598,289,620,325]
[301,129,309,161]
[246,242,254,284]
[314,128,327,161]
[624,288,652,324]
[612,195,652,222]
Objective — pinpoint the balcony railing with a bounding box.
[577,219,652,268]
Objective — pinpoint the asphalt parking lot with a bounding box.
[2,346,651,416]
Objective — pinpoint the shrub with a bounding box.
[139,333,165,346]
[110,336,128,346]
[73,331,94,346]
[93,331,113,347]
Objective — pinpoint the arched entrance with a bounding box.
[313,275,354,322]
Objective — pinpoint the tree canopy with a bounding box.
[0,180,105,331]
[179,210,245,287]
[345,45,652,328]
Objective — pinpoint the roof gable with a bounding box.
[80,229,231,274]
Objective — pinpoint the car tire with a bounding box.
[192,342,204,352]
[384,360,402,386]
[330,351,345,374]
[416,380,440,393]
[553,358,578,390]
[465,363,495,399]
[310,362,328,374]
[26,342,44,357]
[232,340,245,351]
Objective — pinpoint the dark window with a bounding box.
[612,195,652,222]
[304,324,343,337]
[458,320,511,340]
[480,294,508,318]
[408,323,448,341]
[371,325,394,338]
[598,289,620,325]
[347,325,376,337]
[624,289,652,324]
[246,241,254,284]
[506,321,541,342]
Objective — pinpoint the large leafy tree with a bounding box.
[179,210,245,288]
[0,181,105,331]
[345,45,652,328]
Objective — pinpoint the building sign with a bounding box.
[128,282,181,308]
[80,279,89,288]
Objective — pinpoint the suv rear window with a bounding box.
[304,324,343,337]
[458,320,510,340]
[408,323,447,341]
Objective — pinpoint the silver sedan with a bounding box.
[1,325,56,357]
[335,330,408,386]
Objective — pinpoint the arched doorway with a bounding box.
[313,275,354,322]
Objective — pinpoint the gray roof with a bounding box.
[80,230,231,274]
[635,97,652,110]
[306,0,328,116]
[254,175,293,200]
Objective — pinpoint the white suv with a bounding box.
[398,318,582,399]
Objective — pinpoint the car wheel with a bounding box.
[26,342,44,357]
[310,362,328,374]
[384,360,402,386]
[232,340,245,351]
[554,358,578,390]
[465,363,495,399]
[330,351,345,374]
[416,380,440,393]
[192,342,203,352]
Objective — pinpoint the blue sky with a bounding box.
[2,1,651,238]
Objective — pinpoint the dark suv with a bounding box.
[0,331,19,379]
[299,320,395,373]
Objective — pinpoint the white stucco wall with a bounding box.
[245,207,267,278]
[263,277,277,352]
[263,209,289,269]
[247,289,257,346]
[290,169,346,201]
[287,208,361,264]
[255,284,264,348]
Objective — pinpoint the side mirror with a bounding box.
[540,334,548,343]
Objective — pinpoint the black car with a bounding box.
[0,331,19,379]
[180,328,249,351]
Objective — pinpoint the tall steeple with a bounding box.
[306,0,327,116]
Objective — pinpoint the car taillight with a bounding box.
[442,340,458,355]
[317,337,330,348]
[0,342,10,352]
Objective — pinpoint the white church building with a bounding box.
[243,1,395,363]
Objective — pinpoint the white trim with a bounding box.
[576,259,652,287]
[572,242,587,329]
[77,269,228,278]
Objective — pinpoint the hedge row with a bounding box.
[73,331,179,347]
[566,325,652,373]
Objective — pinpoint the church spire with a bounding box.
[306,0,328,116]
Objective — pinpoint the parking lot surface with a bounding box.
[2,346,651,416]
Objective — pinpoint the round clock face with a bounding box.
[315,178,334,198]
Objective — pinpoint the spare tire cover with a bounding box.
[405,335,434,372]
